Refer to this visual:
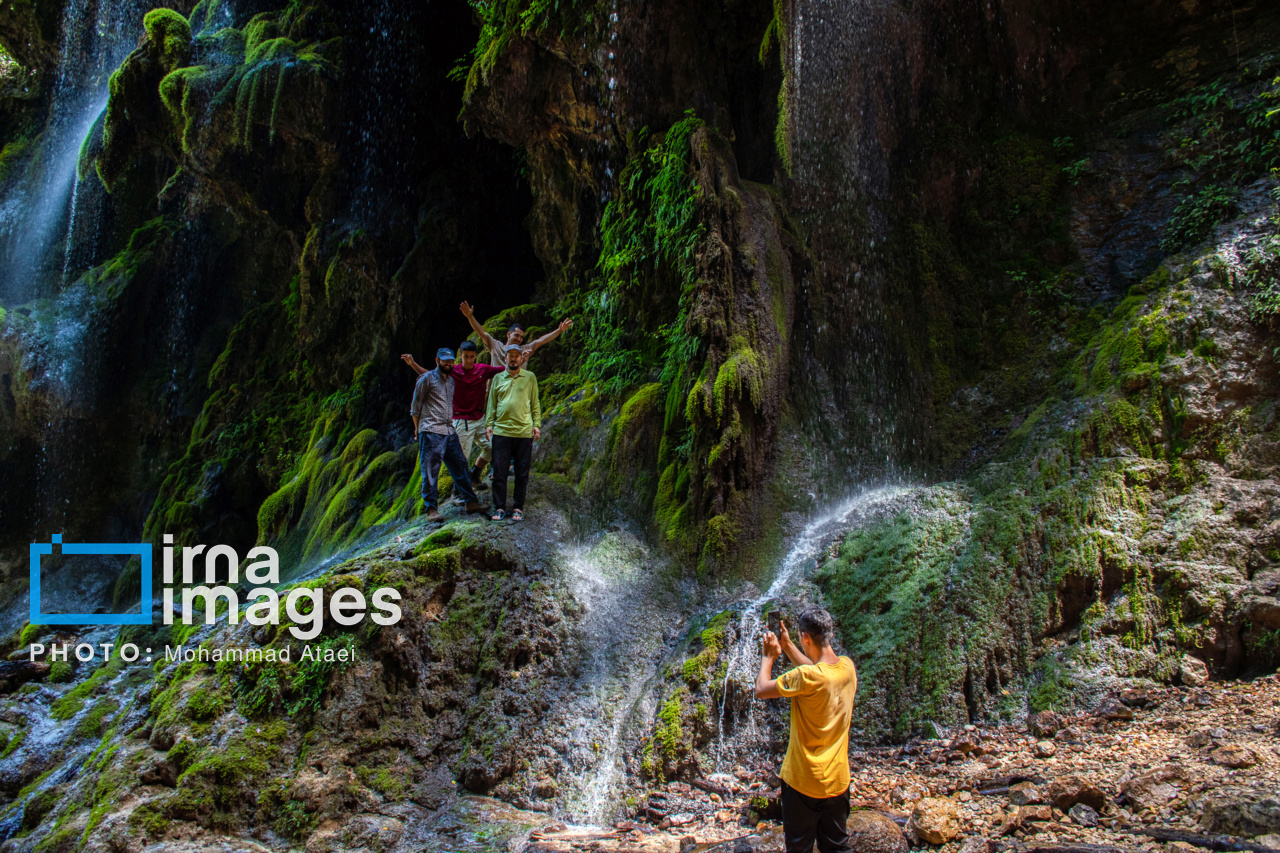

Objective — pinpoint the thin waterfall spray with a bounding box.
[556,531,697,825]
[0,0,153,302]
[711,485,911,771]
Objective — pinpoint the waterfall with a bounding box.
[556,530,699,825]
[0,0,153,302]
[710,485,910,770]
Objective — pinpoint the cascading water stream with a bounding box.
[711,485,911,771]
[556,531,698,825]
[0,0,153,301]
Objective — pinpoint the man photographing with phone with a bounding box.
[755,607,858,853]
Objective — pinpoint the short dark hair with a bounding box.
[458,340,478,353]
[507,323,525,334]
[797,606,834,647]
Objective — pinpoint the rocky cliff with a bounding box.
[0,0,1278,848]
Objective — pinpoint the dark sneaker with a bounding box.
[425,507,444,523]
[465,501,488,514]
[473,480,489,491]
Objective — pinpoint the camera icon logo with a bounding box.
[29,534,153,626]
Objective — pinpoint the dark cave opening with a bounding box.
[333,0,542,379]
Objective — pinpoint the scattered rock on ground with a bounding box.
[1046,774,1108,812]
[1181,655,1210,687]
[846,810,909,853]
[1069,803,1099,827]
[1201,787,1280,838]
[1212,744,1260,769]
[907,798,962,845]
[1028,711,1062,738]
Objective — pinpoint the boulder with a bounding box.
[1121,765,1188,810]
[846,810,909,853]
[1069,804,1100,827]
[1008,782,1044,806]
[890,784,926,807]
[342,815,404,852]
[1095,696,1135,721]
[957,839,994,853]
[1018,805,1052,823]
[1027,711,1062,738]
[1201,788,1280,837]
[1211,744,1259,769]
[686,830,784,853]
[1180,655,1209,687]
[1046,775,1108,811]
[907,798,962,845]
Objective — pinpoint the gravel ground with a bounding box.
[525,674,1280,853]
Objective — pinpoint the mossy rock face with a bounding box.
[639,609,755,782]
[42,528,581,845]
[818,224,1280,737]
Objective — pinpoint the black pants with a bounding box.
[490,435,532,510]
[781,780,852,853]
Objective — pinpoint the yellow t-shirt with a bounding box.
[776,656,857,799]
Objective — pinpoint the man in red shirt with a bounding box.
[402,341,504,494]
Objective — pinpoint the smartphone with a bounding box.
[766,610,782,635]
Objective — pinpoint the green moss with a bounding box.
[452,0,587,103]
[1,728,26,759]
[18,622,43,647]
[609,383,663,452]
[712,341,764,423]
[681,611,731,686]
[562,112,706,396]
[0,136,32,186]
[654,688,687,762]
[127,799,171,838]
[73,699,120,740]
[50,657,124,721]
[357,765,407,801]
[699,513,739,576]
[1028,656,1068,712]
[247,364,416,569]
[22,787,58,831]
[143,9,192,72]
[172,725,281,827]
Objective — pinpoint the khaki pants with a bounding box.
[452,418,490,465]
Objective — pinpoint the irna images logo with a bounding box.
[30,534,402,640]
[29,534,152,626]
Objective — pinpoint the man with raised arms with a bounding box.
[458,301,573,368]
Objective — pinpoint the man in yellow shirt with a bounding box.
[755,607,858,853]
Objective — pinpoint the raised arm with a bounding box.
[754,630,783,699]
[460,301,501,352]
[401,354,427,376]
[526,318,573,356]
[778,619,813,666]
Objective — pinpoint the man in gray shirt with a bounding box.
[411,348,486,522]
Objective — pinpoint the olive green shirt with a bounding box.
[485,369,541,438]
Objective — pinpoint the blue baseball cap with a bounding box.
[436,348,456,361]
